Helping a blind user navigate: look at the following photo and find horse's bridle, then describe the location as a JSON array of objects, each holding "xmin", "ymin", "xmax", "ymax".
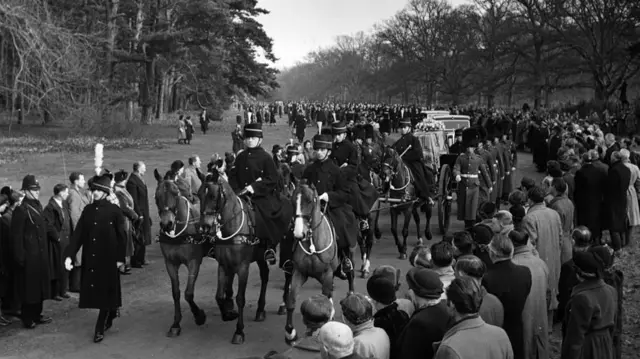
[
  {"xmin": 201, "ymin": 180, "xmax": 249, "ymax": 241},
  {"xmin": 381, "ymin": 154, "xmax": 411, "ymax": 192},
  {"xmin": 161, "ymin": 195, "xmax": 192, "ymax": 238},
  {"xmin": 294, "ymin": 191, "xmax": 333, "ymax": 256}
]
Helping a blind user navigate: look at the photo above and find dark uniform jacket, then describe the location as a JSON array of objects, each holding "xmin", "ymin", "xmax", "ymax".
[
  {"xmin": 453, "ymin": 153, "xmax": 491, "ymax": 221},
  {"xmin": 230, "ymin": 146, "xmax": 292, "ymax": 245},
  {"xmin": 64, "ymin": 199, "xmax": 126, "ymax": 309},
  {"xmin": 302, "ymin": 159, "xmax": 357, "ymax": 249},
  {"xmin": 11, "ymin": 198, "xmax": 54, "ymax": 304},
  {"xmin": 126, "ymin": 173, "xmax": 152, "ymax": 246},
  {"xmin": 331, "ymin": 139, "xmax": 358, "ymax": 169},
  {"xmin": 449, "ymin": 141, "xmax": 464, "ymax": 155},
  {"xmin": 392, "ymin": 133, "xmax": 433, "ymax": 201}
]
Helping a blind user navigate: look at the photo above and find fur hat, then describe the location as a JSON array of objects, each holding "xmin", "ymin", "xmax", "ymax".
[
  {"xmin": 243, "ymin": 123, "xmax": 263, "ymax": 138},
  {"xmin": 462, "ymin": 127, "xmax": 481, "ymax": 148},
  {"xmin": 352, "ymin": 125, "xmax": 366, "ymax": 141}
]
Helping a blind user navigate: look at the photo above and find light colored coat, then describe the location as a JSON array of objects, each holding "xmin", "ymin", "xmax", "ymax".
[
  {"xmin": 182, "ymin": 165, "xmax": 202, "ymax": 195},
  {"xmin": 623, "ymin": 162, "xmax": 640, "ymax": 226},
  {"xmin": 513, "ymin": 245, "xmax": 551, "ymax": 359},
  {"xmin": 522, "ymin": 202, "xmax": 562, "ymax": 311},
  {"xmin": 67, "ymin": 186, "xmax": 91, "ymax": 266},
  {"xmin": 434, "ymin": 316, "xmax": 513, "ymax": 359},
  {"xmin": 549, "ymin": 194, "xmax": 575, "ymax": 264},
  {"xmin": 352, "ymin": 321, "xmax": 391, "ymax": 359}
]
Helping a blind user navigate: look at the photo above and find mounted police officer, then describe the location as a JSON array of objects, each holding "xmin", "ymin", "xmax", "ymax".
[
  {"xmin": 303, "ymin": 134, "xmax": 358, "ymax": 277},
  {"xmin": 391, "ymin": 118, "xmax": 434, "ymax": 204},
  {"xmin": 229, "ymin": 123, "xmax": 293, "ymax": 266},
  {"xmin": 453, "ymin": 128, "xmax": 492, "ymax": 229},
  {"xmin": 330, "ymin": 121, "xmax": 358, "ymax": 168}
]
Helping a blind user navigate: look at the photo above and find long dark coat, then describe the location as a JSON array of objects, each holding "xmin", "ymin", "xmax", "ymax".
[
  {"xmin": 1, "ymin": 209, "xmax": 16, "ymax": 300},
  {"xmin": 64, "ymin": 199, "xmax": 126, "ymax": 309},
  {"xmin": 395, "ymin": 301, "xmax": 451, "ymax": 359},
  {"xmin": 562, "ymin": 280, "xmax": 617, "ymax": 359},
  {"xmin": 230, "ymin": 146, "xmax": 293, "ymax": 247},
  {"xmin": 11, "ymin": 198, "xmax": 54, "ymax": 304},
  {"xmin": 126, "ymin": 173, "xmax": 152, "ymax": 246},
  {"xmin": 574, "ymin": 163, "xmax": 608, "ymax": 236},
  {"xmin": 606, "ymin": 161, "xmax": 631, "ymax": 232},
  {"xmin": 303, "ymin": 159, "xmax": 358, "ymax": 249},
  {"xmin": 43, "ymin": 197, "xmax": 73, "ymax": 286},
  {"xmin": 483, "ymin": 259, "xmax": 533, "ymax": 359}
]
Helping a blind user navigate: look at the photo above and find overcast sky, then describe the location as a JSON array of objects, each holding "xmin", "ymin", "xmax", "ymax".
[{"xmin": 257, "ymin": 0, "xmax": 470, "ymax": 69}]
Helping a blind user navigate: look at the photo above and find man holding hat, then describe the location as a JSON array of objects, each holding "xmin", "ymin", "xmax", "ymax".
[
  {"xmin": 230, "ymin": 122, "xmax": 293, "ymax": 265},
  {"xmin": 64, "ymin": 171, "xmax": 127, "ymax": 342},
  {"xmin": 11, "ymin": 174, "xmax": 54, "ymax": 328},
  {"xmin": 453, "ymin": 127, "xmax": 492, "ymax": 229},
  {"xmin": 396, "ymin": 267, "xmax": 451, "ymax": 359},
  {"xmin": 391, "ymin": 118, "xmax": 435, "ymax": 205},
  {"xmin": 303, "ymin": 134, "xmax": 358, "ymax": 276}
]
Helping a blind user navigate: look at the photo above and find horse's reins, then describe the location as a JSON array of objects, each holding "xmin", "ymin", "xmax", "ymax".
[
  {"xmin": 382, "ymin": 157, "xmax": 412, "ymax": 191},
  {"xmin": 296, "ymin": 195, "xmax": 334, "ymax": 256},
  {"xmin": 203, "ymin": 181, "xmax": 250, "ymax": 241},
  {"xmin": 162, "ymin": 196, "xmax": 197, "ymax": 238}
]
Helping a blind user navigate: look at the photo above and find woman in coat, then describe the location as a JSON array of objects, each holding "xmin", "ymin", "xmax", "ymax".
[
  {"xmin": 606, "ymin": 152, "xmax": 631, "ymax": 251},
  {"xmin": 619, "ymin": 149, "xmax": 640, "ymax": 248},
  {"xmin": 561, "ymin": 246, "xmax": 617, "ymax": 359},
  {"xmin": 114, "ymin": 170, "xmax": 139, "ymax": 274},
  {"xmin": 64, "ymin": 172, "xmax": 127, "ymax": 343}
]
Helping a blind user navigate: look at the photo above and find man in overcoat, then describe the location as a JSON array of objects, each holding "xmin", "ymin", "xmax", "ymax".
[
  {"xmin": 67, "ymin": 172, "xmax": 91, "ymax": 291},
  {"xmin": 606, "ymin": 151, "xmax": 631, "ymax": 251},
  {"xmin": 499, "ymin": 121, "xmax": 517, "ymax": 201},
  {"xmin": 229, "ymin": 123, "xmax": 293, "ymax": 266},
  {"xmin": 11, "ymin": 175, "xmax": 54, "ymax": 328},
  {"xmin": 303, "ymin": 134, "xmax": 358, "ymax": 275},
  {"xmin": 43, "ymin": 184, "xmax": 73, "ymax": 300},
  {"xmin": 574, "ymin": 151, "xmax": 607, "ymax": 242},
  {"xmin": 453, "ymin": 128, "xmax": 491, "ymax": 229},
  {"xmin": 64, "ymin": 172, "xmax": 127, "ymax": 343},
  {"xmin": 126, "ymin": 161, "xmax": 152, "ymax": 267},
  {"xmin": 391, "ymin": 119, "xmax": 435, "ymax": 204}
]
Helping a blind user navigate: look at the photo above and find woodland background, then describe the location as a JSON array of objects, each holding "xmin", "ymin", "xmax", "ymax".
[{"xmin": 274, "ymin": 0, "xmax": 640, "ymax": 111}]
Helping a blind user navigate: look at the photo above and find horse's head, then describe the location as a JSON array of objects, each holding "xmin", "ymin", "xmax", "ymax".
[
  {"xmin": 380, "ymin": 146, "xmax": 399, "ymax": 183},
  {"xmin": 199, "ymin": 170, "xmax": 229, "ymax": 234},
  {"xmin": 292, "ymin": 181, "xmax": 319, "ymax": 239},
  {"xmin": 153, "ymin": 168, "xmax": 183, "ymax": 234}
]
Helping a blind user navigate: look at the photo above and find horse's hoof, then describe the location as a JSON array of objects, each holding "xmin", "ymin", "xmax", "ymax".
[
  {"xmin": 231, "ymin": 332, "xmax": 245, "ymax": 345},
  {"xmin": 425, "ymin": 231, "xmax": 433, "ymax": 241},
  {"xmin": 374, "ymin": 229, "xmax": 382, "ymax": 239},
  {"xmin": 277, "ymin": 305, "xmax": 287, "ymax": 315},
  {"xmin": 195, "ymin": 310, "xmax": 207, "ymax": 326},
  {"xmin": 167, "ymin": 327, "xmax": 181, "ymax": 337},
  {"xmin": 285, "ymin": 329, "xmax": 298, "ymax": 344},
  {"xmin": 255, "ymin": 310, "xmax": 266, "ymax": 322},
  {"xmin": 399, "ymin": 253, "xmax": 407, "ymax": 260},
  {"xmin": 222, "ymin": 310, "xmax": 239, "ymax": 322}
]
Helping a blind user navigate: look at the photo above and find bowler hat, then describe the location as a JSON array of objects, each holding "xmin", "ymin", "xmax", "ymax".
[
  {"xmin": 313, "ymin": 134, "xmax": 333, "ymax": 150},
  {"xmin": 244, "ymin": 123, "xmax": 263, "ymax": 138},
  {"xmin": 21, "ymin": 174, "xmax": 41, "ymax": 191},
  {"xmin": 331, "ymin": 121, "xmax": 347, "ymax": 135}
]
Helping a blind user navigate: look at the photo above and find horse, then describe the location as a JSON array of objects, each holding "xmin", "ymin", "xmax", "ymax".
[
  {"xmin": 284, "ymin": 183, "xmax": 354, "ymax": 343},
  {"xmin": 199, "ymin": 170, "xmax": 273, "ymax": 345},
  {"xmin": 153, "ymin": 169, "xmax": 208, "ymax": 337},
  {"xmin": 354, "ymin": 167, "xmax": 383, "ymax": 278},
  {"xmin": 378, "ymin": 146, "xmax": 431, "ymax": 259}
]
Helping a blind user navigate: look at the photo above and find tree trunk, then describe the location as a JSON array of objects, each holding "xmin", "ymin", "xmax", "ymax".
[
  {"xmin": 155, "ymin": 70, "xmax": 164, "ymax": 120},
  {"xmin": 106, "ymin": 0, "xmax": 120, "ymax": 83},
  {"xmin": 140, "ymin": 60, "xmax": 154, "ymax": 124}
]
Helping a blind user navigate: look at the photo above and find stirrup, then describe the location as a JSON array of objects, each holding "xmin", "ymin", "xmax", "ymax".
[
  {"xmin": 280, "ymin": 259, "xmax": 293, "ymax": 275},
  {"xmin": 264, "ymin": 249, "xmax": 277, "ymax": 265}
]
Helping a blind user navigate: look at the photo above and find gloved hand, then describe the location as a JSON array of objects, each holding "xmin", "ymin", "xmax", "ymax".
[
  {"xmin": 117, "ymin": 262, "xmax": 124, "ymax": 269},
  {"xmin": 455, "ymin": 175, "xmax": 461, "ymax": 182},
  {"xmin": 245, "ymin": 185, "xmax": 254, "ymax": 194},
  {"xmin": 64, "ymin": 257, "xmax": 73, "ymax": 271},
  {"xmin": 318, "ymin": 193, "xmax": 329, "ymax": 202}
]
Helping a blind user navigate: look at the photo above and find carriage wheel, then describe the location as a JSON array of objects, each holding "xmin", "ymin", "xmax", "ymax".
[{"xmin": 438, "ymin": 164, "xmax": 452, "ymax": 234}]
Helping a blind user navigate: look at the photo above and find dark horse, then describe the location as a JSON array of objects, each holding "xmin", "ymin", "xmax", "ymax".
[
  {"xmin": 199, "ymin": 170, "xmax": 274, "ymax": 344},
  {"xmin": 284, "ymin": 183, "xmax": 354, "ymax": 342},
  {"xmin": 379, "ymin": 147, "xmax": 432, "ymax": 259},
  {"xmin": 153, "ymin": 169, "xmax": 208, "ymax": 337}
]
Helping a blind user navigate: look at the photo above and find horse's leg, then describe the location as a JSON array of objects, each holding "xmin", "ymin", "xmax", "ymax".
[
  {"xmin": 390, "ymin": 209, "xmax": 403, "ymax": 258},
  {"xmin": 285, "ymin": 269, "xmax": 307, "ymax": 344},
  {"xmin": 254, "ymin": 259, "xmax": 269, "ymax": 322},
  {"xmin": 278, "ymin": 271, "xmax": 292, "ymax": 315},
  {"xmin": 373, "ymin": 199, "xmax": 382, "ymax": 240},
  {"xmin": 165, "ymin": 260, "xmax": 182, "ymax": 337},
  {"xmin": 424, "ymin": 202, "xmax": 433, "ymax": 241},
  {"xmin": 357, "ymin": 227, "xmax": 367, "ymax": 274},
  {"xmin": 364, "ymin": 212, "xmax": 375, "ymax": 275},
  {"xmin": 412, "ymin": 206, "xmax": 423, "ymax": 246},
  {"xmin": 231, "ymin": 262, "xmax": 250, "ymax": 344},
  {"xmin": 216, "ymin": 264, "xmax": 239, "ymax": 322},
  {"xmin": 347, "ymin": 250, "xmax": 355, "ymax": 294},
  {"xmin": 399, "ymin": 207, "xmax": 412, "ymax": 259},
  {"xmin": 185, "ymin": 255, "xmax": 206, "ymax": 326}
]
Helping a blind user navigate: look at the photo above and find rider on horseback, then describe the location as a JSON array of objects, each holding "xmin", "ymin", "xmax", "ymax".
[
  {"xmin": 391, "ymin": 119, "xmax": 435, "ymax": 205},
  {"xmin": 228, "ymin": 123, "xmax": 292, "ymax": 266},
  {"xmin": 303, "ymin": 134, "xmax": 358, "ymax": 277}
]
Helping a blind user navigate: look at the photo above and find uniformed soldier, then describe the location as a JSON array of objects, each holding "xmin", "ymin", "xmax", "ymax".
[
  {"xmin": 303, "ymin": 134, "xmax": 358, "ymax": 277},
  {"xmin": 361, "ymin": 124, "xmax": 383, "ymax": 177},
  {"xmin": 229, "ymin": 123, "xmax": 293, "ymax": 265},
  {"xmin": 391, "ymin": 118, "xmax": 434, "ymax": 203},
  {"xmin": 453, "ymin": 128, "xmax": 492, "ymax": 229},
  {"xmin": 499, "ymin": 121, "xmax": 517, "ymax": 200},
  {"xmin": 63, "ymin": 172, "xmax": 126, "ymax": 343},
  {"xmin": 330, "ymin": 121, "xmax": 358, "ymax": 169},
  {"xmin": 474, "ymin": 129, "xmax": 496, "ymax": 205},
  {"xmin": 489, "ymin": 134, "xmax": 505, "ymax": 208},
  {"xmin": 449, "ymin": 129, "xmax": 464, "ymax": 155}
]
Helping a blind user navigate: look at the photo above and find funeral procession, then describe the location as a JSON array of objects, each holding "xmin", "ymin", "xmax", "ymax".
[{"xmin": 1, "ymin": 0, "xmax": 639, "ymax": 358}]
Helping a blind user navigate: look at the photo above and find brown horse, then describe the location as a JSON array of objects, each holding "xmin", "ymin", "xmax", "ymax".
[
  {"xmin": 153, "ymin": 169, "xmax": 208, "ymax": 337},
  {"xmin": 199, "ymin": 170, "xmax": 272, "ymax": 345},
  {"xmin": 284, "ymin": 183, "xmax": 354, "ymax": 342},
  {"xmin": 379, "ymin": 147, "xmax": 431, "ymax": 259}
]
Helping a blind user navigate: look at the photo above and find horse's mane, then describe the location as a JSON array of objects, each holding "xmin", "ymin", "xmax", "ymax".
[
  {"xmin": 156, "ymin": 173, "xmax": 180, "ymax": 210},
  {"xmin": 295, "ymin": 181, "xmax": 318, "ymax": 207}
]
